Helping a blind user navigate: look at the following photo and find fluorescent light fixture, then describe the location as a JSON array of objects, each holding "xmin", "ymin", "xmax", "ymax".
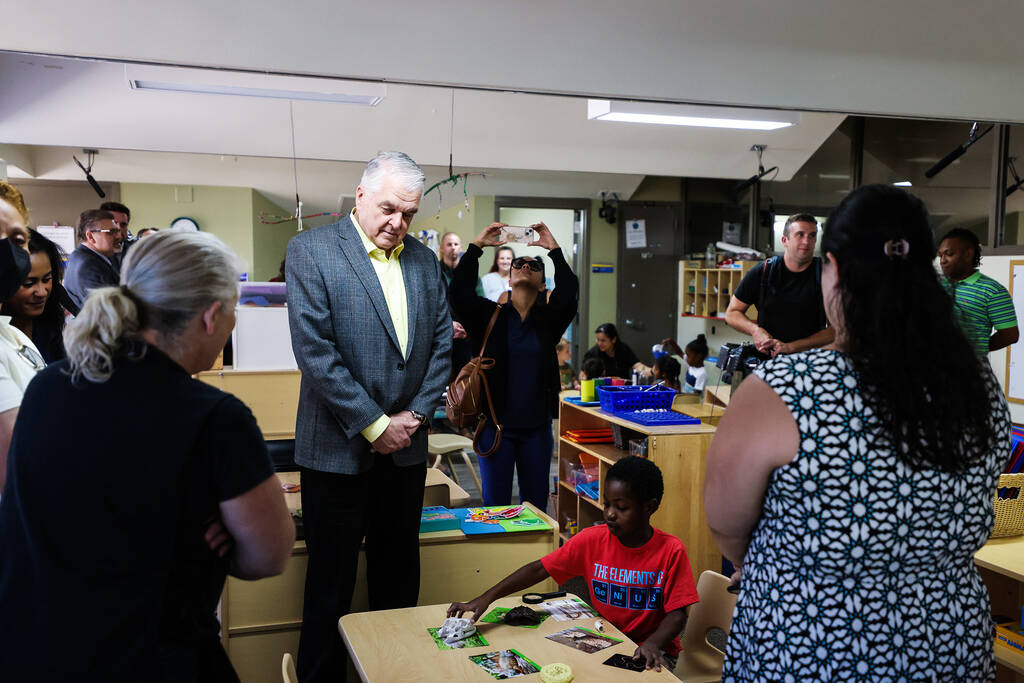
[
  {"xmin": 818, "ymin": 173, "xmax": 850, "ymax": 180},
  {"xmin": 893, "ymin": 180, "xmax": 913, "ymax": 187},
  {"xmin": 125, "ymin": 65, "xmax": 385, "ymax": 105},
  {"xmin": 587, "ymin": 100, "xmax": 799, "ymax": 130}
]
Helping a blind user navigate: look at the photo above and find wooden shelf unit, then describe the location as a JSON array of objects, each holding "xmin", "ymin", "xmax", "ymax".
[
  {"xmin": 556, "ymin": 399, "xmax": 720, "ymax": 582},
  {"xmin": 678, "ymin": 260, "xmax": 758, "ymax": 319},
  {"xmin": 976, "ymin": 535, "xmax": 1024, "ymax": 682}
]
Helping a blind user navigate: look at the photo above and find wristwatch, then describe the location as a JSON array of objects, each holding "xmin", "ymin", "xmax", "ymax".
[{"xmin": 410, "ymin": 410, "xmax": 429, "ymax": 429}]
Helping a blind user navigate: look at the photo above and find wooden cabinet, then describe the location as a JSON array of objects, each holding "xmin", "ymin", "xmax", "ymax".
[
  {"xmin": 556, "ymin": 399, "xmax": 720, "ymax": 582},
  {"xmin": 975, "ymin": 536, "xmax": 1024, "ymax": 681},
  {"xmin": 678, "ymin": 261, "xmax": 757, "ymax": 319}
]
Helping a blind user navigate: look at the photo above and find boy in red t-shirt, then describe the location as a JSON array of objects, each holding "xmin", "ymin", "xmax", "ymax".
[{"xmin": 448, "ymin": 457, "xmax": 699, "ymax": 671}]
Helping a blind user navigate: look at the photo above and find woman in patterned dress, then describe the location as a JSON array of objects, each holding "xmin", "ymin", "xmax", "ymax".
[{"xmin": 704, "ymin": 184, "xmax": 1009, "ymax": 681}]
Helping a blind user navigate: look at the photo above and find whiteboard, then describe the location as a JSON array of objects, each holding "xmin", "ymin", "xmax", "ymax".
[{"xmin": 1006, "ymin": 260, "xmax": 1024, "ymax": 404}]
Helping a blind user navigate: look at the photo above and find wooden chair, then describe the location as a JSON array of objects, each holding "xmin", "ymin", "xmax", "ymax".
[
  {"xmin": 281, "ymin": 653, "xmax": 297, "ymax": 683},
  {"xmin": 675, "ymin": 570, "xmax": 738, "ymax": 682},
  {"xmin": 422, "ymin": 482, "xmax": 452, "ymax": 507},
  {"xmin": 427, "ymin": 433, "xmax": 481, "ymax": 495}
]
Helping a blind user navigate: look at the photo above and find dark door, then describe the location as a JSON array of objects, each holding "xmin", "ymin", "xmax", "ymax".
[{"xmin": 615, "ymin": 203, "xmax": 682, "ymax": 358}]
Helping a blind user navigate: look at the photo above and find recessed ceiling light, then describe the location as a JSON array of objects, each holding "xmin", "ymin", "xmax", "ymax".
[
  {"xmin": 893, "ymin": 180, "xmax": 913, "ymax": 187},
  {"xmin": 587, "ymin": 100, "xmax": 799, "ymax": 130},
  {"xmin": 126, "ymin": 65, "xmax": 385, "ymax": 105}
]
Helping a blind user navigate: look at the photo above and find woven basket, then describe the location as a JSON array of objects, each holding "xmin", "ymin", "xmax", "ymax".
[{"xmin": 991, "ymin": 473, "xmax": 1024, "ymax": 539}]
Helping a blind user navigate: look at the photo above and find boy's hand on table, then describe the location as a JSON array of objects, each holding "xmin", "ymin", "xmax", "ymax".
[
  {"xmin": 633, "ymin": 642, "xmax": 667, "ymax": 671},
  {"xmin": 447, "ymin": 597, "xmax": 490, "ymax": 623}
]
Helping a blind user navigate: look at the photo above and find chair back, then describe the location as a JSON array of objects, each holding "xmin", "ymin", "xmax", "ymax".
[
  {"xmin": 282, "ymin": 652, "xmax": 298, "ymax": 683},
  {"xmin": 423, "ymin": 483, "xmax": 451, "ymax": 507},
  {"xmin": 676, "ymin": 570, "xmax": 738, "ymax": 682}
]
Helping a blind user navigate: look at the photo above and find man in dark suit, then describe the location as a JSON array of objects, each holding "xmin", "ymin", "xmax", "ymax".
[
  {"xmin": 286, "ymin": 151, "xmax": 452, "ymax": 682},
  {"xmin": 64, "ymin": 209, "xmax": 122, "ymax": 310}
]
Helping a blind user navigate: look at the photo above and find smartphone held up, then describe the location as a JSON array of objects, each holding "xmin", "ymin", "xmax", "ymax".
[{"xmin": 499, "ymin": 226, "xmax": 535, "ymax": 244}]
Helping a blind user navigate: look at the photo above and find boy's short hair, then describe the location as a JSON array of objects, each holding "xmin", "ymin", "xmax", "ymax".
[
  {"xmin": 606, "ymin": 456, "xmax": 663, "ymax": 504},
  {"xmin": 581, "ymin": 357, "xmax": 603, "ymax": 380}
]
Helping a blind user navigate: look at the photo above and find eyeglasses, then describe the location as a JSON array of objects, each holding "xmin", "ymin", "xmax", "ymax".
[
  {"xmin": 89, "ymin": 228, "xmax": 120, "ymax": 235},
  {"xmin": 511, "ymin": 257, "xmax": 544, "ymax": 273},
  {"xmin": 17, "ymin": 344, "xmax": 44, "ymax": 370}
]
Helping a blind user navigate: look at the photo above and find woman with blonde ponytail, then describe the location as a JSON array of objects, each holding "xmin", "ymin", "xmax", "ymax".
[{"xmin": 0, "ymin": 230, "xmax": 295, "ymax": 681}]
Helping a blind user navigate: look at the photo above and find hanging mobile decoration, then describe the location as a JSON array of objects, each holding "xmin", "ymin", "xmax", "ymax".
[
  {"xmin": 423, "ymin": 88, "xmax": 486, "ymax": 218},
  {"xmin": 257, "ymin": 102, "xmax": 350, "ymax": 229}
]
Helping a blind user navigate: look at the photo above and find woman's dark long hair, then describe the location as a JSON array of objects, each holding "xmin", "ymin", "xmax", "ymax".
[
  {"xmin": 822, "ymin": 185, "xmax": 995, "ymax": 472},
  {"xmin": 2, "ymin": 230, "xmax": 67, "ymax": 362},
  {"xmin": 488, "ymin": 246, "xmax": 515, "ymax": 274}
]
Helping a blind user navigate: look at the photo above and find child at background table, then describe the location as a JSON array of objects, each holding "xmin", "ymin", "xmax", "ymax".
[
  {"xmin": 578, "ymin": 357, "xmax": 604, "ymax": 385},
  {"xmin": 557, "ymin": 337, "xmax": 577, "ymax": 390},
  {"xmin": 682, "ymin": 334, "xmax": 708, "ymax": 394},
  {"xmin": 448, "ymin": 457, "xmax": 699, "ymax": 672},
  {"xmin": 652, "ymin": 355, "xmax": 681, "ymax": 391}
]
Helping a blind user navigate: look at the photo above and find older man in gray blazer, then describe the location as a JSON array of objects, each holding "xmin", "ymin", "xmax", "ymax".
[{"xmin": 286, "ymin": 151, "xmax": 452, "ymax": 682}]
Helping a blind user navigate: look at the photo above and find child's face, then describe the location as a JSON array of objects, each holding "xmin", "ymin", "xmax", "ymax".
[
  {"xmin": 602, "ymin": 479, "xmax": 655, "ymax": 543},
  {"xmin": 685, "ymin": 349, "xmax": 702, "ymax": 367},
  {"xmin": 652, "ymin": 364, "xmax": 663, "ymax": 380},
  {"xmin": 557, "ymin": 346, "xmax": 571, "ymax": 364}
]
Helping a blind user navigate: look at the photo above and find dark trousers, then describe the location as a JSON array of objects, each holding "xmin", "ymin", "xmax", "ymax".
[
  {"xmin": 296, "ymin": 458, "xmax": 427, "ymax": 683},
  {"xmin": 477, "ymin": 421, "xmax": 553, "ymax": 510}
]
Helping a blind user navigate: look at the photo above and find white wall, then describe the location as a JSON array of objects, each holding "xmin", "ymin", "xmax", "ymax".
[{"xmin": 978, "ymin": 255, "xmax": 1024, "ymax": 425}]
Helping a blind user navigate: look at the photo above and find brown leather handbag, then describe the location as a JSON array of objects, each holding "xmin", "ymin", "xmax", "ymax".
[{"xmin": 445, "ymin": 304, "xmax": 503, "ymax": 456}]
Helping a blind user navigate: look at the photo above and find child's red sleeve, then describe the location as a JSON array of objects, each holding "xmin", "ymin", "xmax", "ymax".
[
  {"xmin": 662, "ymin": 542, "xmax": 701, "ymax": 613},
  {"xmin": 539, "ymin": 528, "xmax": 593, "ymax": 585}
]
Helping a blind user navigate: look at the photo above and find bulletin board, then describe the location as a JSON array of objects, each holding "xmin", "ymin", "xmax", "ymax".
[{"xmin": 1005, "ymin": 260, "xmax": 1024, "ymax": 404}]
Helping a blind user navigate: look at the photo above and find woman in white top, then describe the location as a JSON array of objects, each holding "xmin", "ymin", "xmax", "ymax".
[
  {"xmin": 481, "ymin": 245, "xmax": 515, "ymax": 302},
  {"xmin": 0, "ymin": 182, "xmax": 41, "ymax": 489}
]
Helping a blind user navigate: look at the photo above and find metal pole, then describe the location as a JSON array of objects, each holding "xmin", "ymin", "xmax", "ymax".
[
  {"xmin": 990, "ymin": 124, "xmax": 1009, "ymax": 248},
  {"xmin": 849, "ymin": 116, "xmax": 864, "ymax": 190}
]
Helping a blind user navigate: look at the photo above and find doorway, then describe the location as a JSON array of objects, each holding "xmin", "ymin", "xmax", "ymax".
[{"xmin": 494, "ymin": 198, "xmax": 587, "ymax": 371}]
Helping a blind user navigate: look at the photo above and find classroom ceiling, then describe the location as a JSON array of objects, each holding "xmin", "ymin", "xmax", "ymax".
[
  {"xmin": 4, "ymin": 1, "xmax": 1024, "ymax": 123},
  {"xmin": 0, "ymin": 51, "xmax": 845, "ymax": 213}
]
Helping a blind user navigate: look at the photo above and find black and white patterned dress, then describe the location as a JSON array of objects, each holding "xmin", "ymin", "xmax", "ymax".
[{"xmin": 723, "ymin": 349, "xmax": 1009, "ymax": 682}]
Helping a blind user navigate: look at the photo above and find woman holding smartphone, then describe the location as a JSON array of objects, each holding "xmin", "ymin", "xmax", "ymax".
[{"xmin": 450, "ymin": 221, "xmax": 578, "ymax": 508}]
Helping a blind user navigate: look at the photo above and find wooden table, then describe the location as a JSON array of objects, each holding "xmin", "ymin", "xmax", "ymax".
[
  {"xmin": 339, "ymin": 594, "xmax": 679, "ymax": 682},
  {"xmin": 275, "ymin": 468, "xmax": 471, "ymax": 512},
  {"xmin": 976, "ymin": 535, "xmax": 1024, "ymax": 681},
  {"xmin": 223, "ymin": 503, "xmax": 557, "ymax": 683}
]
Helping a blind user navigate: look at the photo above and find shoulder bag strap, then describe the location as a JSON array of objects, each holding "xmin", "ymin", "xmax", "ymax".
[{"xmin": 472, "ymin": 304, "xmax": 505, "ymax": 457}]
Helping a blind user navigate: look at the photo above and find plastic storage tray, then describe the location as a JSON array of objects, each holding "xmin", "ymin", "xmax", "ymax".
[
  {"xmin": 615, "ymin": 411, "xmax": 701, "ymax": 427},
  {"xmin": 597, "ymin": 385, "xmax": 677, "ymax": 413}
]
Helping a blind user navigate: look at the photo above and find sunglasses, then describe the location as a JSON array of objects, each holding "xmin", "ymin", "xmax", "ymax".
[{"xmin": 511, "ymin": 257, "xmax": 544, "ymax": 273}]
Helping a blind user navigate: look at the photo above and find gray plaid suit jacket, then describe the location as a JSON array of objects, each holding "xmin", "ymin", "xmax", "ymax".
[{"xmin": 286, "ymin": 216, "xmax": 452, "ymax": 474}]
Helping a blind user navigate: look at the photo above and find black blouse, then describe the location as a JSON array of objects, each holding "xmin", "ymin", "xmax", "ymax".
[{"xmin": 0, "ymin": 346, "xmax": 274, "ymax": 681}]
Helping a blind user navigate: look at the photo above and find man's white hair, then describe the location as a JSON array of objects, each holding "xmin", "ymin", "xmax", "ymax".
[{"xmin": 359, "ymin": 151, "xmax": 425, "ymax": 196}]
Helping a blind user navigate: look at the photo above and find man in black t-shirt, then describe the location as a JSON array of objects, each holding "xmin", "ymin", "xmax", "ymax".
[{"xmin": 725, "ymin": 213, "xmax": 834, "ymax": 358}]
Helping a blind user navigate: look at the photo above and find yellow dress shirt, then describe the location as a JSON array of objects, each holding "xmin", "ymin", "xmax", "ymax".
[{"xmin": 351, "ymin": 210, "xmax": 410, "ymax": 444}]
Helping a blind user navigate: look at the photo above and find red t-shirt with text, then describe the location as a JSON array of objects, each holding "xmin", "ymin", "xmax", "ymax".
[{"xmin": 541, "ymin": 525, "xmax": 699, "ymax": 656}]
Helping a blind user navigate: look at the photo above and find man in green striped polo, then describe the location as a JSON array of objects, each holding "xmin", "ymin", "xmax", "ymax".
[{"xmin": 938, "ymin": 228, "xmax": 1019, "ymax": 356}]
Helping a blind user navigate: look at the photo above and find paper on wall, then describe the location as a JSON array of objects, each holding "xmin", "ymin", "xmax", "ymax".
[{"xmin": 625, "ymin": 219, "xmax": 647, "ymax": 248}]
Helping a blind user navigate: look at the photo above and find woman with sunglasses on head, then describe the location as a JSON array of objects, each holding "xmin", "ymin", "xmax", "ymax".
[
  {"xmin": 2, "ymin": 229, "xmax": 69, "ymax": 364},
  {"xmin": 450, "ymin": 222, "xmax": 578, "ymax": 508}
]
